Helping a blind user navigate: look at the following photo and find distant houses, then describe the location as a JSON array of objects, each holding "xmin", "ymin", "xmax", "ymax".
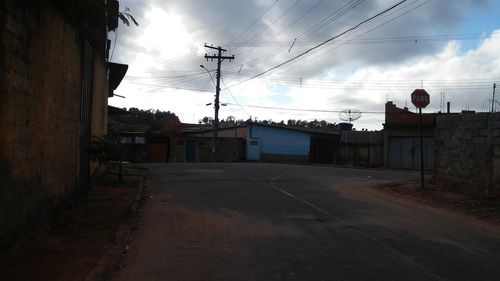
[
  {"xmin": 109, "ymin": 108, "xmax": 383, "ymax": 166},
  {"xmin": 110, "ymin": 101, "xmax": 499, "ymax": 195}
]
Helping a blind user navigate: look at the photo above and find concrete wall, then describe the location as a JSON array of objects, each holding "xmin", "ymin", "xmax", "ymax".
[
  {"xmin": 435, "ymin": 113, "xmax": 500, "ymax": 195},
  {"xmin": 247, "ymin": 124, "xmax": 311, "ymax": 161},
  {"xmin": 0, "ymin": 1, "xmax": 108, "ymax": 250},
  {"xmin": 340, "ymin": 131, "xmax": 383, "ymax": 167},
  {"xmin": 171, "ymin": 137, "xmax": 245, "ymax": 163},
  {"xmin": 92, "ymin": 58, "xmax": 109, "ymax": 137}
]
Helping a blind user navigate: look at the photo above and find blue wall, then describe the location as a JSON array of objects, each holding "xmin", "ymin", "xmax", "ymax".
[{"xmin": 246, "ymin": 124, "xmax": 311, "ymax": 160}]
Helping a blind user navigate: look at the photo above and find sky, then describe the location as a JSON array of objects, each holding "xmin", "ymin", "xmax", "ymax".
[{"xmin": 109, "ymin": 0, "xmax": 500, "ymax": 130}]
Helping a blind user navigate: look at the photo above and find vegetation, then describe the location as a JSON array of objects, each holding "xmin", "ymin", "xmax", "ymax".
[
  {"xmin": 108, "ymin": 107, "xmax": 181, "ymax": 134},
  {"xmin": 199, "ymin": 115, "xmax": 338, "ymax": 130},
  {"xmin": 127, "ymin": 107, "xmax": 178, "ymax": 128},
  {"xmin": 118, "ymin": 7, "xmax": 139, "ymax": 27}
]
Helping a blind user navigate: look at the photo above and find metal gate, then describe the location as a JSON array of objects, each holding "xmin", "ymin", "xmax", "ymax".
[
  {"xmin": 388, "ymin": 136, "xmax": 433, "ymax": 170},
  {"xmin": 79, "ymin": 38, "xmax": 94, "ymax": 189},
  {"xmin": 186, "ymin": 140, "xmax": 196, "ymax": 162}
]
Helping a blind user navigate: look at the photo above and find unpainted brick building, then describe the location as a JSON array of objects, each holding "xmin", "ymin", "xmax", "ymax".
[{"xmin": 0, "ymin": 0, "xmax": 123, "ymax": 250}]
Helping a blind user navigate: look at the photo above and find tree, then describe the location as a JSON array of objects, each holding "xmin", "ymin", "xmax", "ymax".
[
  {"xmin": 199, "ymin": 116, "xmax": 214, "ymax": 126},
  {"xmin": 118, "ymin": 7, "xmax": 139, "ymax": 27},
  {"xmin": 109, "ymin": 5, "xmax": 138, "ymax": 60}
]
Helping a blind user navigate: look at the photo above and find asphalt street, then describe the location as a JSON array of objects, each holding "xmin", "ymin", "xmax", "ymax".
[{"xmin": 112, "ymin": 163, "xmax": 500, "ymax": 281}]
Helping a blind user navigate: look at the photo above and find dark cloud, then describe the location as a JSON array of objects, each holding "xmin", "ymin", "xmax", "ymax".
[{"xmin": 116, "ymin": 0, "xmax": 490, "ymax": 77}]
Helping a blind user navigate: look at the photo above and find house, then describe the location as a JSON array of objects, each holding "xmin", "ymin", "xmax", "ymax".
[
  {"xmin": 0, "ymin": 0, "xmax": 125, "ymax": 249},
  {"xmin": 246, "ymin": 123, "xmax": 340, "ymax": 163},
  {"xmin": 184, "ymin": 122, "xmax": 343, "ymax": 163},
  {"xmin": 169, "ymin": 136, "xmax": 246, "ymax": 163},
  {"xmin": 185, "ymin": 124, "xmax": 247, "ymax": 139},
  {"xmin": 383, "ymin": 101, "xmax": 436, "ymax": 170},
  {"xmin": 172, "ymin": 124, "xmax": 246, "ymax": 162}
]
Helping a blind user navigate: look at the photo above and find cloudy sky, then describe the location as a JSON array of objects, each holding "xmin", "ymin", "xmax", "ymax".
[{"xmin": 109, "ymin": 0, "xmax": 500, "ymax": 130}]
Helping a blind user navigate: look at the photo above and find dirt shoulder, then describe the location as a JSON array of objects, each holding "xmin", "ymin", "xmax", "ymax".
[
  {"xmin": 0, "ymin": 172, "xmax": 145, "ymax": 281},
  {"xmin": 374, "ymin": 179, "xmax": 500, "ymax": 224}
]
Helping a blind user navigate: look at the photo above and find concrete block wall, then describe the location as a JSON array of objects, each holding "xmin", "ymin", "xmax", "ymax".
[
  {"xmin": 435, "ymin": 113, "xmax": 500, "ymax": 195},
  {"xmin": 0, "ymin": 2, "xmax": 108, "ymax": 250},
  {"xmin": 340, "ymin": 131, "xmax": 384, "ymax": 167}
]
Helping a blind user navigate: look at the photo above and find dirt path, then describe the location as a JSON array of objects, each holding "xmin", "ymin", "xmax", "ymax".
[{"xmin": 0, "ymin": 178, "xmax": 141, "ymax": 281}]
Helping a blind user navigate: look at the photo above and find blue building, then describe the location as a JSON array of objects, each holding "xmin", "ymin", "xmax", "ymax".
[{"xmin": 246, "ymin": 123, "xmax": 340, "ymax": 163}]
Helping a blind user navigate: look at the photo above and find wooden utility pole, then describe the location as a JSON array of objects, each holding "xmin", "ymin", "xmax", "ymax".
[{"xmin": 204, "ymin": 44, "xmax": 234, "ymax": 161}]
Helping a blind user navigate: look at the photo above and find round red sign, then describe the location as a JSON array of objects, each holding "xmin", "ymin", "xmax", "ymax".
[{"xmin": 411, "ymin": 89, "xmax": 430, "ymax": 108}]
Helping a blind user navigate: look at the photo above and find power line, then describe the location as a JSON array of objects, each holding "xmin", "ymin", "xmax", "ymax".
[
  {"xmin": 125, "ymin": 70, "xmax": 215, "ymax": 79},
  {"xmin": 272, "ymin": 0, "xmax": 327, "ymax": 38},
  {"xmin": 224, "ymin": 102, "xmax": 469, "ymax": 115},
  {"xmin": 236, "ymin": 0, "xmax": 301, "ymax": 47},
  {"xmin": 221, "ymin": 78, "xmax": 251, "ymax": 118},
  {"xmin": 295, "ymin": 0, "xmax": 365, "ymax": 44},
  {"xmin": 278, "ymin": 0, "xmax": 430, "ymax": 74},
  {"xmin": 226, "ymin": 0, "xmax": 409, "ymax": 89},
  {"xmin": 230, "ymin": 0, "xmax": 364, "ymax": 70},
  {"xmin": 224, "ymin": 102, "xmax": 387, "ymax": 114},
  {"xmin": 123, "ymin": 80, "xmax": 212, "ymax": 92},
  {"xmin": 226, "ymin": 0, "xmax": 280, "ymax": 45},
  {"xmin": 228, "ymin": 33, "xmax": 498, "ymax": 47}
]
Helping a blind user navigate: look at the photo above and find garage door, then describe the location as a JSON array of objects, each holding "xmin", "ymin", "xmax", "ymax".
[{"xmin": 388, "ymin": 136, "xmax": 433, "ymax": 170}]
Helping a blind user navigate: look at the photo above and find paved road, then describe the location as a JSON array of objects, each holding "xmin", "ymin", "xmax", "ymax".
[{"xmin": 113, "ymin": 163, "xmax": 500, "ymax": 281}]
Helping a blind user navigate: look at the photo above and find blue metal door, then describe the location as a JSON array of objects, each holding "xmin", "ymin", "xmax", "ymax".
[{"xmin": 186, "ymin": 140, "xmax": 196, "ymax": 162}]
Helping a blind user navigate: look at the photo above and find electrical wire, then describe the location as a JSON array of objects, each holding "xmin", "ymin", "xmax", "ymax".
[
  {"xmin": 224, "ymin": 0, "xmax": 416, "ymax": 89},
  {"xmin": 229, "ymin": 0, "xmax": 364, "ymax": 70},
  {"xmin": 221, "ymin": 78, "xmax": 251, "ymax": 118},
  {"xmin": 226, "ymin": 0, "xmax": 280, "ymax": 46},
  {"xmin": 228, "ymin": 33, "xmax": 497, "ymax": 48},
  {"xmin": 125, "ymin": 70, "xmax": 215, "ymax": 79},
  {"xmin": 123, "ymin": 80, "xmax": 212, "ymax": 92},
  {"xmin": 272, "ymin": 0, "xmax": 327, "ymax": 38},
  {"xmin": 110, "ymin": 26, "xmax": 119, "ymax": 61},
  {"xmin": 232, "ymin": 0, "xmax": 301, "ymax": 53},
  {"xmin": 278, "ymin": 0, "xmax": 431, "ymax": 74},
  {"xmin": 223, "ymin": 102, "xmax": 388, "ymax": 115},
  {"xmin": 294, "ymin": 0, "xmax": 366, "ymax": 44},
  {"xmin": 223, "ymin": 102, "xmax": 483, "ymax": 115}
]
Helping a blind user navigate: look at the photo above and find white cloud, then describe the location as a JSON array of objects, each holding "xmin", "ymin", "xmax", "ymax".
[
  {"xmin": 110, "ymin": 1, "xmax": 499, "ymax": 130},
  {"xmin": 211, "ymin": 30, "xmax": 500, "ymax": 130}
]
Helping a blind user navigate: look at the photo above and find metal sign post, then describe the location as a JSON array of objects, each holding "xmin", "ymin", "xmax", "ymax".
[{"xmin": 411, "ymin": 89, "xmax": 430, "ymax": 189}]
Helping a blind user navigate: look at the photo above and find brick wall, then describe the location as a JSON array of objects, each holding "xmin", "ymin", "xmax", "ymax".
[
  {"xmin": 171, "ymin": 137, "xmax": 245, "ymax": 163},
  {"xmin": 0, "ymin": 2, "xmax": 108, "ymax": 250},
  {"xmin": 435, "ymin": 113, "xmax": 500, "ymax": 195}
]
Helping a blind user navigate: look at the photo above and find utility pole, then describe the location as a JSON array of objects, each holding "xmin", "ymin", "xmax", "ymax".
[
  {"xmin": 492, "ymin": 83, "xmax": 497, "ymax": 113},
  {"xmin": 204, "ymin": 44, "xmax": 234, "ymax": 161}
]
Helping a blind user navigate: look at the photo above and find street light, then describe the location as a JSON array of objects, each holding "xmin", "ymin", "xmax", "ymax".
[
  {"xmin": 200, "ymin": 64, "xmax": 219, "ymax": 161},
  {"xmin": 200, "ymin": 65, "xmax": 216, "ymax": 86}
]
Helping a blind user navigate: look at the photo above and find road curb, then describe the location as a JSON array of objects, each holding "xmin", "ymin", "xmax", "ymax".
[{"xmin": 84, "ymin": 173, "xmax": 147, "ymax": 281}]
